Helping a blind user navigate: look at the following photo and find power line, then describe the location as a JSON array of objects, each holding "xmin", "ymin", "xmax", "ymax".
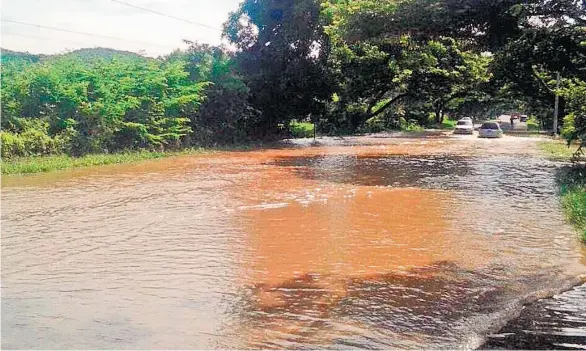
[
  {"xmin": 3, "ymin": 19, "xmax": 178, "ymax": 48},
  {"xmin": 109, "ymin": 0, "xmax": 222, "ymax": 31},
  {"xmin": 3, "ymin": 31, "xmax": 105, "ymax": 47}
]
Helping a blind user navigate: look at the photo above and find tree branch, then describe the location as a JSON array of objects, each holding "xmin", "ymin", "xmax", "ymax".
[
  {"xmin": 366, "ymin": 90, "xmax": 388, "ymax": 115},
  {"xmin": 531, "ymin": 66, "xmax": 555, "ymax": 95},
  {"xmin": 366, "ymin": 93, "xmax": 407, "ymax": 119}
]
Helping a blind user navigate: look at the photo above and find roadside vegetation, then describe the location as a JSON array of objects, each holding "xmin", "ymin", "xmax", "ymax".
[
  {"xmin": 539, "ymin": 140, "xmax": 586, "ymax": 242},
  {"xmin": 557, "ymin": 167, "xmax": 586, "ymax": 243},
  {"xmin": 0, "ymin": 148, "xmax": 208, "ymax": 175},
  {"xmin": 288, "ymin": 120, "xmax": 315, "ymax": 138},
  {"xmin": 441, "ymin": 119, "xmax": 457, "ymax": 129},
  {"xmin": 527, "ymin": 117, "xmax": 541, "ymax": 131},
  {"xmin": 1, "ymin": 0, "xmax": 584, "ymax": 172},
  {"xmin": 538, "ymin": 141, "xmax": 581, "ymax": 161}
]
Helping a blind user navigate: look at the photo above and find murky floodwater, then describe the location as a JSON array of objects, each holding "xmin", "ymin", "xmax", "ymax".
[
  {"xmin": 2, "ymin": 135, "xmax": 585, "ymax": 349},
  {"xmin": 483, "ymin": 283, "xmax": 586, "ymax": 349}
]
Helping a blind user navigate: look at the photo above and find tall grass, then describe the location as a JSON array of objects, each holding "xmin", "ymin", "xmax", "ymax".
[
  {"xmin": 537, "ymin": 141, "xmax": 580, "ymax": 161},
  {"xmin": 557, "ymin": 167, "xmax": 586, "ymax": 243},
  {"xmin": 539, "ymin": 140, "xmax": 585, "ymax": 242},
  {"xmin": 1, "ymin": 148, "xmax": 208, "ymax": 175}
]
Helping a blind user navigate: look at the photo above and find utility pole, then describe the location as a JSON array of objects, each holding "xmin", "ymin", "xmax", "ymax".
[{"xmin": 553, "ymin": 71, "xmax": 560, "ymax": 136}]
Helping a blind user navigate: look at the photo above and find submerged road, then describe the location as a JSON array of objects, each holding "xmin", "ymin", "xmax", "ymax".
[{"xmin": 2, "ymin": 133, "xmax": 585, "ymax": 349}]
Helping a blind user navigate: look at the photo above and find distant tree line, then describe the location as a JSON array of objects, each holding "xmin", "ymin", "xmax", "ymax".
[{"xmin": 1, "ymin": 0, "xmax": 584, "ymax": 158}]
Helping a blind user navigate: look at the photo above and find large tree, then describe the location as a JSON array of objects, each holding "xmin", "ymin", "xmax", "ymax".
[
  {"xmin": 322, "ymin": 1, "xmax": 493, "ymax": 130},
  {"xmin": 224, "ymin": 0, "xmax": 334, "ymax": 135}
]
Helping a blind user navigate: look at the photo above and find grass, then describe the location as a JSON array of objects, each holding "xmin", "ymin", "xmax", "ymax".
[
  {"xmin": 539, "ymin": 140, "xmax": 586, "ymax": 242},
  {"xmin": 557, "ymin": 167, "xmax": 586, "ymax": 243},
  {"xmin": 537, "ymin": 140, "xmax": 581, "ymax": 161},
  {"xmin": 1, "ymin": 148, "xmax": 211, "ymax": 175}
]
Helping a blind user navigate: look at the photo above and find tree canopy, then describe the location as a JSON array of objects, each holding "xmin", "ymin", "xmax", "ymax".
[{"xmin": 1, "ymin": 0, "xmax": 585, "ymax": 157}]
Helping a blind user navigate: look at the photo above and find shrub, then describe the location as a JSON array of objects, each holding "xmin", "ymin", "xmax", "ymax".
[
  {"xmin": 1, "ymin": 123, "xmax": 64, "ymax": 158},
  {"xmin": 1, "ymin": 132, "xmax": 26, "ymax": 158},
  {"xmin": 361, "ymin": 116, "xmax": 386, "ymax": 133},
  {"xmin": 20, "ymin": 128, "xmax": 60, "ymax": 155},
  {"xmin": 289, "ymin": 120, "xmax": 314, "ymax": 138},
  {"xmin": 561, "ymin": 113, "xmax": 575, "ymax": 139},
  {"xmin": 557, "ymin": 166, "xmax": 586, "ymax": 242},
  {"xmin": 527, "ymin": 116, "xmax": 541, "ymax": 131},
  {"xmin": 402, "ymin": 119, "xmax": 424, "ymax": 131}
]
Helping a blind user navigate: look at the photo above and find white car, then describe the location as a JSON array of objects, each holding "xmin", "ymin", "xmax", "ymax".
[
  {"xmin": 460, "ymin": 117, "xmax": 473, "ymax": 122},
  {"xmin": 478, "ymin": 121, "xmax": 503, "ymax": 138},
  {"xmin": 454, "ymin": 119, "xmax": 474, "ymax": 134}
]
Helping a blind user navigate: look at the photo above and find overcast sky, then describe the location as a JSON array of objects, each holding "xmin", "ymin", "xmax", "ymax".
[{"xmin": 1, "ymin": 0, "xmax": 242, "ymax": 57}]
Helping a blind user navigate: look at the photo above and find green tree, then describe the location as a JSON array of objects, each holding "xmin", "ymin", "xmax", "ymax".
[
  {"xmin": 166, "ymin": 42, "xmax": 260, "ymax": 145},
  {"xmin": 224, "ymin": 0, "xmax": 334, "ymax": 135},
  {"xmin": 1, "ymin": 51, "xmax": 208, "ymax": 157}
]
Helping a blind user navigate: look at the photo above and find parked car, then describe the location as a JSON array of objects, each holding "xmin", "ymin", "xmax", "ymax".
[
  {"xmin": 460, "ymin": 117, "xmax": 473, "ymax": 122},
  {"xmin": 453, "ymin": 119, "xmax": 474, "ymax": 134},
  {"xmin": 520, "ymin": 115, "xmax": 528, "ymax": 122},
  {"xmin": 478, "ymin": 121, "xmax": 503, "ymax": 138}
]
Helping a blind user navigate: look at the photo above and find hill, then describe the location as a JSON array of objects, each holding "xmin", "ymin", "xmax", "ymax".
[{"xmin": 1, "ymin": 47, "xmax": 149, "ymax": 64}]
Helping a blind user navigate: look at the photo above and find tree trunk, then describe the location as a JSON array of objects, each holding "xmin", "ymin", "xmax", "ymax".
[
  {"xmin": 435, "ymin": 108, "xmax": 442, "ymax": 124},
  {"xmin": 559, "ymin": 96, "xmax": 566, "ymax": 128}
]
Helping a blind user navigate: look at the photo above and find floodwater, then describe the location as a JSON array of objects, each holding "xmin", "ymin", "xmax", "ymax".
[
  {"xmin": 483, "ymin": 284, "xmax": 586, "ymax": 349},
  {"xmin": 2, "ymin": 134, "xmax": 586, "ymax": 349}
]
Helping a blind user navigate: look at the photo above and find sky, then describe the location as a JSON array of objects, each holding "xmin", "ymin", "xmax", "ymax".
[{"xmin": 1, "ymin": 0, "xmax": 242, "ymax": 57}]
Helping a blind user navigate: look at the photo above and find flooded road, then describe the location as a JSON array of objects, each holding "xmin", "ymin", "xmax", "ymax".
[
  {"xmin": 483, "ymin": 284, "xmax": 586, "ymax": 349},
  {"xmin": 2, "ymin": 134, "xmax": 586, "ymax": 349}
]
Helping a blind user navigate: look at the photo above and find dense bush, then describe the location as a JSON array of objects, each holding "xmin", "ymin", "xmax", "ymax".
[
  {"xmin": 527, "ymin": 116, "xmax": 541, "ymax": 131},
  {"xmin": 557, "ymin": 166, "xmax": 586, "ymax": 242},
  {"xmin": 0, "ymin": 45, "xmax": 262, "ymax": 158},
  {"xmin": 289, "ymin": 120, "xmax": 315, "ymax": 138}
]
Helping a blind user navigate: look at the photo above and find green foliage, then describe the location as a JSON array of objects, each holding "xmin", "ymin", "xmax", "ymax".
[
  {"xmin": 320, "ymin": 0, "xmax": 585, "ymax": 137},
  {"xmin": 361, "ymin": 116, "xmax": 387, "ymax": 133},
  {"xmin": 527, "ymin": 117, "xmax": 540, "ymax": 131},
  {"xmin": 289, "ymin": 120, "xmax": 315, "ymax": 138},
  {"xmin": 0, "ymin": 148, "xmax": 208, "ymax": 174},
  {"xmin": 167, "ymin": 43, "xmax": 260, "ymax": 145},
  {"xmin": 0, "ymin": 119, "xmax": 64, "ymax": 158},
  {"xmin": 556, "ymin": 167, "xmax": 586, "ymax": 242},
  {"xmin": 1, "ymin": 50, "xmax": 212, "ymax": 157},
  {"xmin": 561, "ymin": 113, "xmax": 576, "ymax": 139},
  {"xmin": 224, "ymin": 0, "xmax": 334, "ymax": 134},
  {"xmin": 402, "ymin": 119, "xmax": 424, "ymax": 132},
  {"xmin": 538, "ymin": 141, "xmax": 581, "ymax": 161},
  {"xmin": 3, "ymin": 0, "xmax": 585, "ymax": 155},
  {"xmin": 562, "ymin": 188, "xmax": 586, "ymax": 242},
  {"xmin": 559, "ymin": 80, "xmax": 586, "ymax": 157},
  {"xmin": 322, "ymin": 0, "xmax": 493, "ymax": 131},
  {"xmin": 441, "ymin": 119, "xmax": 457, "ymax": 129}
]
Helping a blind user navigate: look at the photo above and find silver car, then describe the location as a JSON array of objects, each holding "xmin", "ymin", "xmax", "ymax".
[
  {"xmin": 454, "ymin": 119, "xmax": 474, "ymax": 134},
  {"xmin": 478, "ymin": 121, "xmax": 503, "ymax": 138}
]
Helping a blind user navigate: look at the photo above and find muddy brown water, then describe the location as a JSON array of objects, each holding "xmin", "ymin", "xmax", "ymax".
[{"xmin": 2, "ymin": 134, "xmax": 585, "ymax": 349}]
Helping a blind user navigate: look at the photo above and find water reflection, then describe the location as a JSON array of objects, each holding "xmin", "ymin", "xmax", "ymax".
[{"xmin": 270, "ymin": 154, "xmax": 471, "ymax": 187}]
